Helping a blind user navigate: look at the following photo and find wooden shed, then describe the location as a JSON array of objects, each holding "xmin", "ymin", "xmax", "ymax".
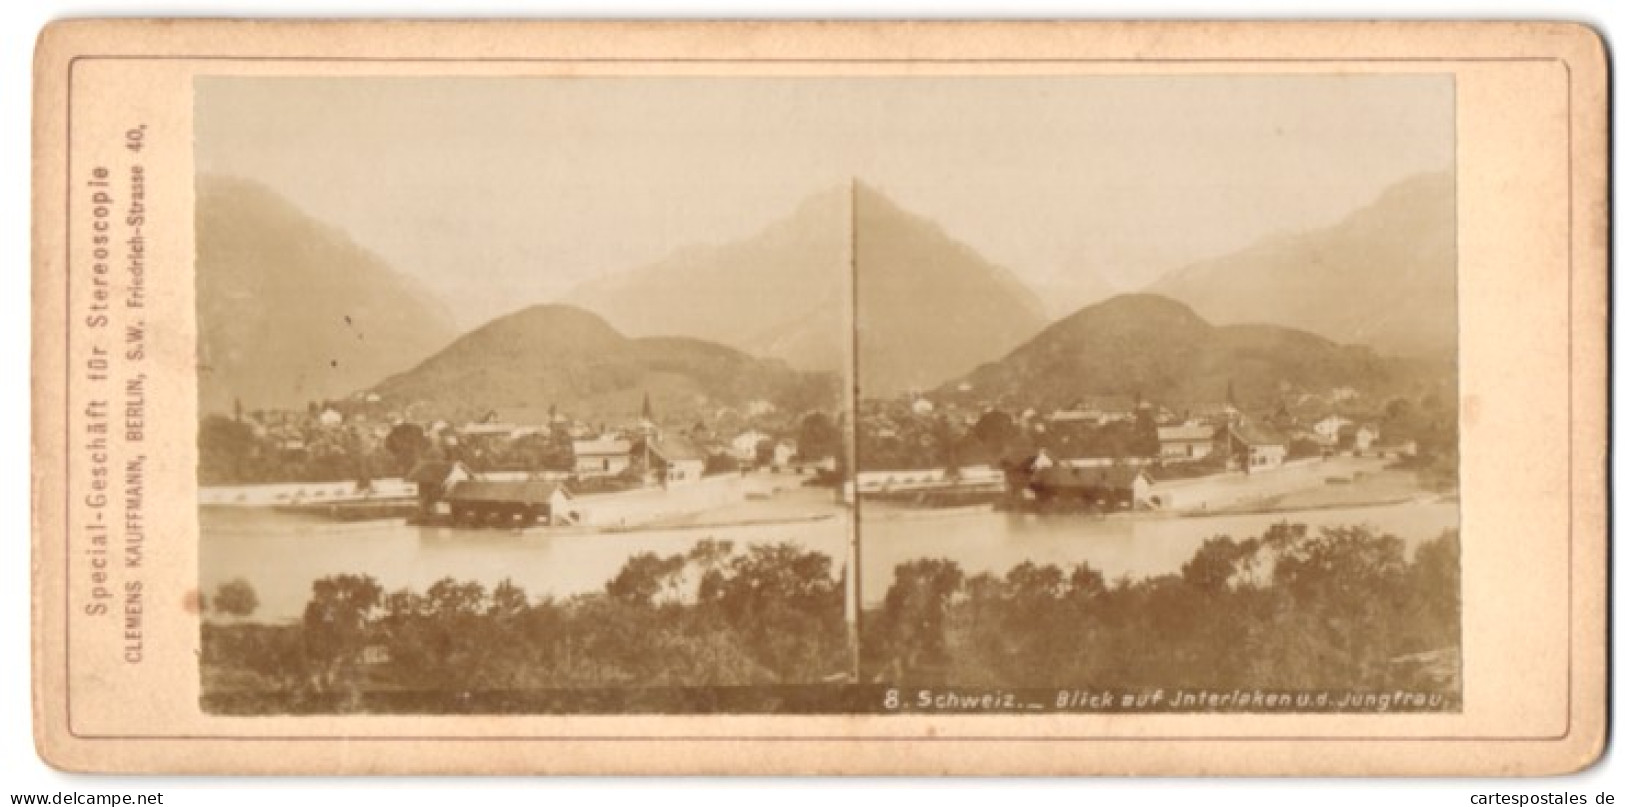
[{"xmin": 443, "ymin": 479, "xmax": 574, "ymax": 527}]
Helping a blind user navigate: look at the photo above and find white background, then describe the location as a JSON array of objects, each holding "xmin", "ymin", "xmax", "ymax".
[{"xmin": 2, "ymin": 0, "xmax": 1617, "ymax": 801}]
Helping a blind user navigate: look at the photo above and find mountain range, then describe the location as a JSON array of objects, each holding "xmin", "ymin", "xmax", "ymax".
[
  {"xmin": 195, "ymin": 175, "xmax": 459, "ymax": 413},
  {"xmin": 852, "ymin": 182, "xmax": 1051, "ymax": 397},
  {"xmin": 562, "ymin": 188, "xmax": 850, "ymax": 376},
  {"xmin": 563, "ymin": 182, "xmax": 1051, "ymax": 398},
  {"xmin": 196, "ymin": 171, "xmax": 1456, "ymax": 417},
  {"xmin": 1147, "ymin": 171, "xmax": 1456, "ymax": 359}
]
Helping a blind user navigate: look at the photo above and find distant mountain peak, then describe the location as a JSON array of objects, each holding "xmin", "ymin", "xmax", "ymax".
[
  {"xmin": 1147, "ymin": 171, "xmax": 1456, "ymax": 359},
  {"xmin": 195, "ymin": 174, "xmax": 459, "ymax": 413},
  {"xmin": 852, "ymin": 183, "xmax": 1051, "ymax": 397},
  {"xmin": 561, "ymin": 186, "xmax": 851, "ymax": 374},
  {"xmin": 564, "ymin": 182, "xmax": 1055, "ymax": 395}
]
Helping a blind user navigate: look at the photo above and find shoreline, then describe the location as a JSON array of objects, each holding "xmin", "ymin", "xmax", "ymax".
[
  {"xmin": 1183, "ymin": 493, "xmax": 1446, "ymax": 519},
  {"xmin": 857, "ymin": 493, "xmax": 1450, "ymax": 524},
  {"xmin": 202, "ymin": 510, "xmax": 841, "ymax": 539},
  {"xmin": 537, "ymin": 511, "xmax": 839, "ymax": 539}
]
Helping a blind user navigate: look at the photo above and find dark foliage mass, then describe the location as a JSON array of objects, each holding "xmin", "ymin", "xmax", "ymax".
[
  {"xmin": 201, "ymin": 523, "xmax": 1459, "ymax": 714},
  {"xmin": 863, "ymin": 523, "xmax": 1460, "ymax": 693},
  {"xmin": 201, "ymin": 541, "xmax": 849, "ymax": 713}
]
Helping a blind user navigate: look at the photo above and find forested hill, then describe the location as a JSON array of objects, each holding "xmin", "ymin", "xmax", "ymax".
[
  {"xmin": 370, "ymin": 304, "xmax": 838, "ymax": 422},
  {"xmin": 942, "ymin": 294, "xmax": 1442, "ymax": 410}
]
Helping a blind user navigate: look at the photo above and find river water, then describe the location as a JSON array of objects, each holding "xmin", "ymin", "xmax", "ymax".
[
  {"xmin": 858, "ymin": 499, "xmax": 1460, "ymax": 590},
  {"xmin": 202, "ymin": 499, "xmax": 1457, "ymax": 622}
]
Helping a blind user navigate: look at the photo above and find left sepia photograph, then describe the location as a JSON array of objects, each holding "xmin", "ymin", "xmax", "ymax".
[{"xmin": 192, "ymin": 77, "xmax": 859, "ymax": 714}]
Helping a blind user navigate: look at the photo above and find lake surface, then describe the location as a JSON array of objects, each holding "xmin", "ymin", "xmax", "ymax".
[
  {"xmin": 203, "ymin": 499, "xmax": 1457, "ymax": 621},
  {"xmin": 200, "ymin": 505, "xmax": 852, "ymax": 622},
  {"xmin": 858, "ymin": 500, "xmax": 1460, "ymax": 593}
]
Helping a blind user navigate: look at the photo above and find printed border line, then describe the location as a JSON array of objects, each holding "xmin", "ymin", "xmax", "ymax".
[
  {"xmin": 73, "ymin": 55, "xmax": 1572, "ymax": 64},
  {"xmin": 59, "ymin": 53, "xmax": 1572, "ymax": 744}
]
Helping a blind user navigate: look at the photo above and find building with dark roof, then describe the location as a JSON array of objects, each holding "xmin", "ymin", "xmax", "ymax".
[
  {"xmin": 1156, "ymin": 422, "xmax": 1216, "ymax": 461},
  {"xmin": 572, "ymin": 436, "xmax": 633, "ymax": 477},
  {"xmin": 640, "ymin": 435, "xmax": 708, "ymax": 485},
  {"xmin": 1226, "ymin": 420, "xmax": 1287, "ymax": 472},
  {"xmin": 1026, "ymin": 463, "xmax": 1154, "ymax": 512},
  {"xmin": 442, "ymin": 478, "xmax": 575, "ymax": 527}
]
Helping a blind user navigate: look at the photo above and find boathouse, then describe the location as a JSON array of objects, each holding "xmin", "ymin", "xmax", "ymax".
[
  {"xmin": 442, "ymin": 479, "xmax": 576, "ymax": 527},
  {"xmin": 1027, "ymin": 464, "xmax": 1153, "ymax": 512}
]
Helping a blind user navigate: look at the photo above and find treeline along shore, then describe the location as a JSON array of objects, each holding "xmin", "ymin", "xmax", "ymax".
[{"xmin": 200, "ymin": 521, "xmax": 1459, "ymax": 714}]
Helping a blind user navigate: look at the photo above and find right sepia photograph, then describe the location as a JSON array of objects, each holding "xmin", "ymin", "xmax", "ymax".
[{"xmin": 851, "ymin": 73, "xmax": 1460, "ymax": 711}]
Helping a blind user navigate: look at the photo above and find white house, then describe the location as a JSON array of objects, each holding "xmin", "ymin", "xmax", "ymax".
[
  {"xmin": 572, "ymin": 436, "xmax": 633, "ymax": 476},
  {"xmin": 1228, "ymin": 421, "xmax": 1287, "ymax": 472},
  {"xmin": 730, "ymin": 429, "xmax": 771, "ymax": 463},
  {"xmin": 407, "ymin": 460, "xmax": 475, "ymax": 515},
  {"xmin": 317, "ymin": 407, "xmax": 344, "ymax": 427},
  {"xmin": 1313, "ymin": 415, "xmax": 1355, "ymax": 444},
  {"xmin": 772, "ymin": 440, "xmax": 799, "ymax": 470},
  {"xmin": 646, "ymin": 436, "xmax": 707, "ymax": 485},
  {"xmin": 1355, "ymin": 424, "xmax": 1381, "ymax": 452},
  {"xmin": 1048, "ymin": 409, "xmax": 1094, "ymax": 426},
  {"xmin": 460, "ymin": 421, "xmax": 521, "ymax": 439}
]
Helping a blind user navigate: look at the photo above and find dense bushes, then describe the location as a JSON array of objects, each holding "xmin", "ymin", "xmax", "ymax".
[
  {"xmin": 201, "ymin": 540, "xmax": 848, "ymax": 712},
  {"xmin": 863, "ymin": 523, "xmax": 1460, "ymax": 692},
  {"xmin": 202, "ymin": 523, "xmax": 1461, "ymax": 713}
]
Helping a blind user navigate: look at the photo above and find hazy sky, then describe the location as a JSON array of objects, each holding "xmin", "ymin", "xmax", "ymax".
[{"xmin": 196, "ymin": 74, "xmax": 1453, "ymax": 327}]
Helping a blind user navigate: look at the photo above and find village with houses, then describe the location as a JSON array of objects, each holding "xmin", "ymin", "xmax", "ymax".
[
  {"xmin": 854, "ymin": 381, "xmax": 1453, "ymax": 518},
  {"xmin": 198, "ymin": 337, "xmax": 1456, "ymax": 533},
  {"xmin": 198, "ymin": 390, "xmax": 846, "ymax": 532}
]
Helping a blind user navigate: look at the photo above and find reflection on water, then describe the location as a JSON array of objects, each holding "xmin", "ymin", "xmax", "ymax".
[
  {"xmin": 200, "ymin": 509, "xmax": 851, "ymax": 622},
  {"xmin": 203, "ymin": 500, "xmax": 1457, "ymax": 621},
  {"xmin": 858, "ymin": 501, "xmax": 1460, "ymax": 601}
]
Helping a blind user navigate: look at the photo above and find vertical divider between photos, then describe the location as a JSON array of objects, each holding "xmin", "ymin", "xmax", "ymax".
[{"xmin": 844, "ymin": 177, "xmax": 863, "ymax": 684}]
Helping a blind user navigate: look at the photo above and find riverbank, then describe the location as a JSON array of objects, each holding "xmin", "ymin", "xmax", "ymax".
[
  {"xmin": 857, "ymin": 474, "xmax": 1436, "ymax": 525},
  {"xmin": 1192, "ymin": 467, "xmax": 1444, "ymax": 516},
  {"xmin": 201, "ymin": 504, "xmax": 851, "ymax": 623},
  {"xmin": 203, "ymin": 507, "xmax": 839, "ymax": 539},
  {"xmin": 857, "ymin": 498, "xmax": 1461, "ymax": 609},
  {"xmin": 515, "ymin": 510, "xmax": 837, "ymax": 539},
  {"xmin": 1183, "ymin": 494, "xmax": 1428, "ymax": 518}
]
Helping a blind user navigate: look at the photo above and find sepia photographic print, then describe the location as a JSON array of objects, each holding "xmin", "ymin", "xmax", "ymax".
[
  {"xmin": 193, "ymin": 73, "xmax": 1461, "ymax": 716},
  {"xmin": 848, "ymin": 77, "xmax": 1462, "ymax": 709},
  {"xmin": 194, "ymin": 77, "xmax": 861, "ymax": 714},
  {"xmin": 32, "ymin": 20, "xmax": 1606, "ymax": 774}
]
